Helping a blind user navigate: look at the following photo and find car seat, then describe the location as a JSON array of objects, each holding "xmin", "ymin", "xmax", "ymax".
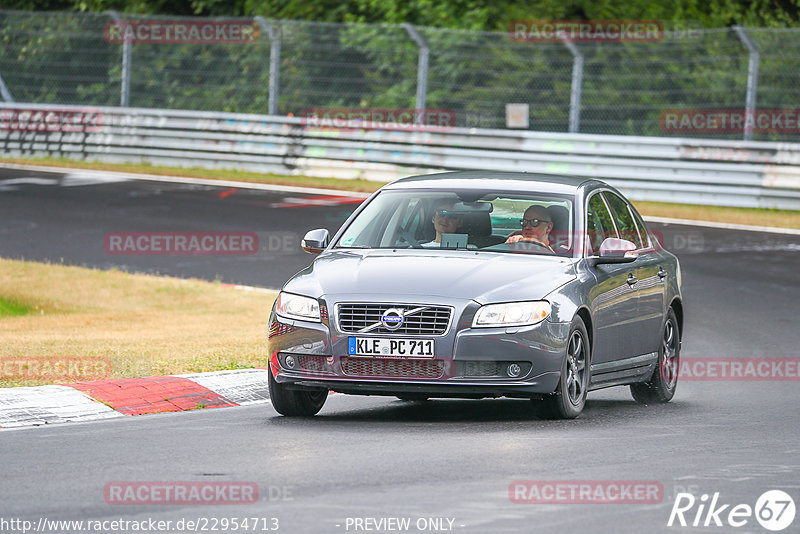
[
  {"xmin": 461, "ymin": 211, "xmax": 505, "ymax": 248},
  {"xmin": 546, "ymin": 205, "xmax": 571, "ymax": 254}
]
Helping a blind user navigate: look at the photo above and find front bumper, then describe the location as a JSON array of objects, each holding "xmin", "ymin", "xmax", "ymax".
[{"xmin": 267, "ymin": 300, "xmax": 570, "ymax": 398}]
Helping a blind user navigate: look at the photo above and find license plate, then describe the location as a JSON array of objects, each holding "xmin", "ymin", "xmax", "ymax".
[{"xmin": 348, "ymin": 337, "xmax": 434, "ymax": 358}]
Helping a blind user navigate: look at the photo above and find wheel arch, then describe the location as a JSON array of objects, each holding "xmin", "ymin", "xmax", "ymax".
[
  {"xmin": 669, "ymin": 297, "xmax": 683, "ymax": 340},
  {"xmin": 575, "ymin": 306, "xmax": 593, "ymax": 355}
]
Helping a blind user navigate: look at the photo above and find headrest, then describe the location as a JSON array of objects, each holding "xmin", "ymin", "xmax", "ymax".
[
  {"xmin": 546, "ymin": 205, "xmax": 569, "ymax": 233},
  {"xmin": 459, "ymin": 210, "xmax": 492, "ymax": 237}
]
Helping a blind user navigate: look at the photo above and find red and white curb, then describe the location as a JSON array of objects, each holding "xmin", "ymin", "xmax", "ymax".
[
  {"xmin": 0, "ymin": 163, "xmax": 372, "ymax": 199},
  {"xmin": 0, "ymin": 368, "xmax": 271, "ymax": 430}
]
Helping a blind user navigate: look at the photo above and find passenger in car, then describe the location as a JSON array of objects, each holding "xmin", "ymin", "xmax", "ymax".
[
  {"xmin": 506, "ymin": 204, "xmax": 554, "ymax": 251},
  {"xmin": 421, "ymin": 201, "xmax": 464, "ymax": 247}
]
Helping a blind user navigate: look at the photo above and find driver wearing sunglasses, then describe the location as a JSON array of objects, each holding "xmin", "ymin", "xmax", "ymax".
[
  {"xmin": 421, "ymin": 201, "xmax": 464, "ymax": 247},
  {"xmin": 506, "ymin": 205, "xmax": 554, "ymax": 251}
]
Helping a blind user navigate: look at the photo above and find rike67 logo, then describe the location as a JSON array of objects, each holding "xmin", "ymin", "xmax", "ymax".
[{"xmin": 668, "ymin": 490, "xmax": 795, "ymax": 531}]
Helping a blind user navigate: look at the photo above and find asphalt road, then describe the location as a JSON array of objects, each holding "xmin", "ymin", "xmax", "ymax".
[
  {"xmin": 1, "ymin": 168, "xmax": 799, "ymax": 534},
  {"xmin": 0, "ymin": 167, "xmax": 360, "ymax": 287}
]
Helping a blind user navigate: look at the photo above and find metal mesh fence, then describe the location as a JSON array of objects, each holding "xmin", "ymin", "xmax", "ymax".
[
  {"xmin": 749, "ymin": 28, "xmax": 800, "ymax": 111},
  {"xmin": 1, "ymin": 10, "xmax": 799, "ymax": 141},
  {"xmin": 578, "ymin": 28, "xmax": 750, "ymax": 136},
  {"xmin": 122, "ymin": 14, "xmax": 271, "ymax": 111},
  {"xmin": 420, "ymin": 27, "xmax": 574, "ymax": 131},
  {"xmin": 0, "ymin": 10, "xmax": 119, "ymax": 105},
  {"xmin": 278, "ymin": 21, "xmax": 416, "ymax": 112}
]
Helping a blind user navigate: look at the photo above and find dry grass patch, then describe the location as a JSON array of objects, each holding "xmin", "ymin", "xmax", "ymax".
[
  {"xmin": 0, "ymin": 259, "xmax": 277, "ymax": 387},
  {"xmin": 633, "ymin": 201, "xmax": 800, "ymax": 230}
]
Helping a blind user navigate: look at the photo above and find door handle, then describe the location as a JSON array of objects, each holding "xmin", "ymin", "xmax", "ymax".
[
  {"xmin": 658, "ymin": 267, "xmax": 668, "ymax": 280},
  {"xmin": 627, "ymin": 273, "xmax": 638, "ymax": 286}
]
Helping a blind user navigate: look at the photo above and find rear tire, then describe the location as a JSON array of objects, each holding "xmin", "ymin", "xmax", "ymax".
[
  {"xmin": 539, "ymin": 316, "xmax": 590, "ymax": 419},
  {"xmin": 268, "ymin": 370, "xmax": 328, "ymax": 416},
  {"xmin": 631, "ymin": 308, "xmax": 680, "ymax": 404}
]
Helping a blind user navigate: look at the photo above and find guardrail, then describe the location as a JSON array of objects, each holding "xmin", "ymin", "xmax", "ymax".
[{"xmin": 2, "ymin": 103, "xmax": 800, "ymax": 209}]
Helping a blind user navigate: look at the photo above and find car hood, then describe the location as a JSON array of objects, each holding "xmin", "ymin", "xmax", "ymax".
[{"xmin": 283, "ymin": 249, "xmax": 576, "ymax": 304}]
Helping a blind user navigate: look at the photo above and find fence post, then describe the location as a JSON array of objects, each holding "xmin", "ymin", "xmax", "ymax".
[
  {"xmin": 733, "ymin": 26, "xmax": 760, "ymax": 142},
  {"xmin": 107, "ymin": 11, "xmax": 131, "ymax": 107},
  {"xmin": 402, "ymin": 23, "xmax": 429, "ymax": 123},
  {"xmin": 0, "ymin": 72, "xmax": 14, "ymax": 102},
  {"xmin": 561, "ymin": 37, "xmax": 583, "ymax": 133},
  {"xmin": 255, "ymin": 17, "xmax": 281, "ymax": 116}
]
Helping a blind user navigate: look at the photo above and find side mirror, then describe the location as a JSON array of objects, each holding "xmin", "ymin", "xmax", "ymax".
[
  {"xmin": 301, "ymin": 229, "xmax": 330, "ymax": 254},
  {"xmin": 590, "ymin": 238, "xmax": 637, "ymax": 265}
]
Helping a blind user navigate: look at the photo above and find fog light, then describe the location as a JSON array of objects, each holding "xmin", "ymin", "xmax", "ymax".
[
  {"xmin": 507, "ymin": 363, "xmax": 522, "ymax": 377},
  {"xmin": 285, "ymin": 355, "xmax": 297, "ymax": 369}
]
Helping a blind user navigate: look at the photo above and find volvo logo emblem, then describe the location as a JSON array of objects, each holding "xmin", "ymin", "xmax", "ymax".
[{"xmin": 381, "ymin": 308, "xmax": 404, "ymax": 330}]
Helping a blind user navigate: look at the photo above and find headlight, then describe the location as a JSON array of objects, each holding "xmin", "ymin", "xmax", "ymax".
[
  {"xmin": 276, "ymin": 292, "xmax": 321, "ymax": 322},
  {"xmin": 472, "ymin": 301, "xmax": 551, "ymax": 328}
]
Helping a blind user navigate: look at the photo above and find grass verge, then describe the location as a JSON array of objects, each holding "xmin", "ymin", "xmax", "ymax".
[
  {"xmin": 3, "ymin": 156, "xmax": 799, "ymax": 229},
  {"xmin": 0, "ymin": 296, "xmax": 34, "ymax": 318},
  {"xmin": 632, "ymin": 201, "xmax": 800, "ymax": 230},
  {"xmin": 0, "ymin": 258, "xmax": 277, "ymax": 388}
]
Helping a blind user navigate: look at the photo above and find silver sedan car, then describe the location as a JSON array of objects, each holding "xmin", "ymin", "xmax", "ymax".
[{"xmin": 267, "ymin": 171, "xmax": 683, "ymax": 419}]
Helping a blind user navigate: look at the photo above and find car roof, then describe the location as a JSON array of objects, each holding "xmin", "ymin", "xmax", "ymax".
[{"xmin": 383, "ymin": 171, "xmax": 602, "ymax": 195}]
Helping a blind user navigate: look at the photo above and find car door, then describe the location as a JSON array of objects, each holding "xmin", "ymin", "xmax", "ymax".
[
  {"xmin": 628, "ymin": 199, "xmax": 668, "ymax": 357},
  {"xmin": 602, "ymin": 192, "xmax": 666, "ymax": 358},
  {"xmin": 585, "ymin": 191, "xmax": 639, "ymax": 365}
]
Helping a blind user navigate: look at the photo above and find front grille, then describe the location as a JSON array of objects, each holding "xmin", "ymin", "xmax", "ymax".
[
  {"xmin": 297, "ymin": 355, "xmax": 334, "ymax": 373},
  {"xmin": 463, "ymin": 361, "xmax": 500, "ymax": 377},
  {"xmin": 341, "ymin": 357, "xmax": 445, "ymax": 379},
  {"xmin": 337, "ymin": 303, "xmax": 451, "ymax": 335}
]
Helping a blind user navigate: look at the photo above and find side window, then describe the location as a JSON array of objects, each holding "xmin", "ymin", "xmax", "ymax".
[
  {"xmin": 603, "ymin": 192, "xmax": 643, "ymax": 249},
  {"xmin": 586, "ymin": 193, "xmax": 617, "ymax": 254},
  {"xmin": 630, "ymin": 207, "xmax": 652, "ymax": 249}
]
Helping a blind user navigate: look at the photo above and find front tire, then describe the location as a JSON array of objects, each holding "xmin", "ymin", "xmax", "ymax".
[
  {"xmin": 396, "ymin": 395, "xmax": 429, "ymax": 402},
  {"xmin": 631, "ymin": 308, "xmax": 680, "ymax": 404},
  {"xmin": 268, "ymin": 371, "xmax": 328, "ymax": 416},
  {"xmin": 539, "ymin": 316, "xmax": 590, "ymax": 419}
]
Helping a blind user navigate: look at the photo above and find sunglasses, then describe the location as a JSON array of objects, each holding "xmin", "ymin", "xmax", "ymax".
[
  {"xmin": 520, "ymin": 218, "xmax": 551, "ymax": 228},
  {"xmin": 435, "ymin": 209, "xmax": 460, "ymax": 218}
]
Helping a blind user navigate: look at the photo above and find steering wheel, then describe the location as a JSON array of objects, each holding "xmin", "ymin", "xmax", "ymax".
[
  {"xmin": 395, "ymin": 226, "xmax": 422, "ymax": 248},
  {"xmin": 506, "ymin": 236, "xmax": 555, "ymax": 253}
]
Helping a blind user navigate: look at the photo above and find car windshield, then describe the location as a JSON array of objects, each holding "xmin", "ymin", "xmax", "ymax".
[{"xmin": 335, "ymin": 189, "xmax": 574, "ymax": 256}]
